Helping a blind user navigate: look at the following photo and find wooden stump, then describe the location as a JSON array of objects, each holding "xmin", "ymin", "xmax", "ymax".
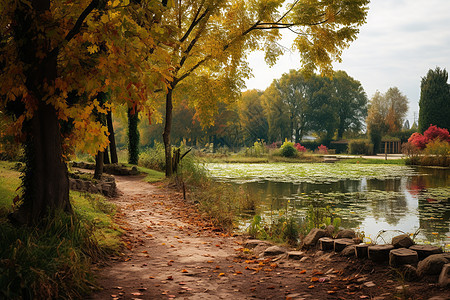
[
  {"xmin": 334, "ymin": 238, "xmax": 354, "ymax": 252},
  {"xmin": 409, "ymin": 244, "xmax": 442, "ymax": 260},
  {"xmin": 368, "ymin": 244, "xmax": 394, "ymax": 263},
  {"xmin": 389, "ymin": 248, "xmax": 418, "ymax": 267},
  {"xmin": 356, "ymin": 243, "xmax": 369, "ymax": 259},
  {"xmin": 319, "ymin": 237, "xmax": 334, "ymax": 251}
]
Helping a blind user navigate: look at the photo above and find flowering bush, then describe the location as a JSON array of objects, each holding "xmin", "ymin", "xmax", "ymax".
[
  {"xmin": 317, "ymin": 144, "xmax": 328, "ymax": 154},
  {"xmin": 294, "ymin": 143, "xmax": 307, "ymax": 152},
  {"xmin": 408, "ymin": 125, "xmax": 450, "ymax": 150},
  {"xmin": 408, "ymin": 132, "xmax": 428, "ymax": 150},
  {"xmin": 423, "ymin": 125, "xmax": 450, "ymax": 142}
]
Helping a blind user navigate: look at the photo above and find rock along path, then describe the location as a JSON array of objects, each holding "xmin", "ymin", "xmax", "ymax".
[{"xmin": 90, "ymin": 175, "xmax": 448, "ymax": 300}]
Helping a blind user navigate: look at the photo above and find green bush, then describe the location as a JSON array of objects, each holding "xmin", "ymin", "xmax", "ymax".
[
  {"xmin": 280, "ymin": 141, "xmax": 297, "ymax": 157},
  {"xmin": 421, "ymin": 140, "xmax": 450, "ymax": 167},
  {"xmin": 139, "ymin": 142, "xmax": 166, "ymax": 171},
  {"xmin": 348, "ymin": 139, "xmax": 373, "ymax": 155}
]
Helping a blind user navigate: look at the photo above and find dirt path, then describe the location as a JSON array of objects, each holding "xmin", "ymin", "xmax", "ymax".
[{"xmin": 91, "ymin": 175, "xmax": 448, "ymax": 300}]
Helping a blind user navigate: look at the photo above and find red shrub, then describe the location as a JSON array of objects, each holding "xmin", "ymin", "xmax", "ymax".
[
  {"xmin": 408, "ymin": 132, "xmax": 428, "ymax": 150},
  {"xmin": 294, "ymin": 143, "xmax": 307, "ymax": 152},
  {"xmin": 317, "ymin": 144, "xmax": 328, "ymax": 154},
  {"xmin": 423, "ymin": 125, "xmax": 450, "ymax": 142}
]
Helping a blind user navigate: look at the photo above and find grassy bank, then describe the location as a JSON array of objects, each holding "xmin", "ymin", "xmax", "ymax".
[
  {"xmin": 336, "ymin": 157, "xmax": 406, "ymax": 165},
  {"xmin": 0, "ymin": 161, "xmax": 122, "ymax": 299}
]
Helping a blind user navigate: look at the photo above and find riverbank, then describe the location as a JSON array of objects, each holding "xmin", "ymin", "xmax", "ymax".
[{"xmin": 91, "ymin": 175, "xmax": 449, "ymax": 299}]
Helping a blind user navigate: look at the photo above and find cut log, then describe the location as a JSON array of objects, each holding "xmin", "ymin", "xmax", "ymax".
[
  {"xmin": 389, "ymin": 248, "xmax": 418, "ymax": 267},
  {"xmin": 355, "ymin": 243, "xmax": 369, "ymax": 259},
  {"xmin": 334, "ymin": 238, "xmax": 354, "ymax": 252},
  {"xmin": 319, "ymin": 237, "xmax": 334, "ymax": 251},
  {"xmin": 409, "ymin": 244, "xmax": 442, "ymax": 260},
  {"xmin": 368, "ymin": 244, "xmax": 394, "ymax": 263}
]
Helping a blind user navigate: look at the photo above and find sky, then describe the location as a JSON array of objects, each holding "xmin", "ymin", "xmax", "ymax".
[{"xmin": 244, "ymin": 0, "xmax": 450, "ymax": 125}]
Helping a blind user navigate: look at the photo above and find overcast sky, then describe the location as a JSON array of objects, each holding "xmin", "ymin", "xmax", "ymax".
[{"xmin": 244, "ymin": 0, "xmax": 450, "ymax": 124}]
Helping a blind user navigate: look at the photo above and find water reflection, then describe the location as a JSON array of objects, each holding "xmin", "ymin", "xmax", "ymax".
[{"xmin": 234, "ymin": 167, "xmax": 449, "ymax": 247}]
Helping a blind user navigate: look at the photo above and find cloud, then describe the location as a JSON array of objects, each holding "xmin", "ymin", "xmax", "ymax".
[{"xmin": 245, "ymin": 0, "xmax": 450, "ymax": 123}]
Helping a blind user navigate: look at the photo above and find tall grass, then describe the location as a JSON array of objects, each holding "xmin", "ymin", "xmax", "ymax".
[
  {"xmin": 0, "ymin": 162, "xmax": 121, "ymax": 299},
  {"xmin": 175, "ymin": 154, "xmax": 243, "ymax": 231}
]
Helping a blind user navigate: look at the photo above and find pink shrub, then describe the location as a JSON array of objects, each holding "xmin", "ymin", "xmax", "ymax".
[
  {"xmin": 408, "ymin": 132, "xmax": 428, "ymax": 150},
  {"xmin": 408, "ymin": 125, "xmax": 450, "ymax": 150},
  {"xmin": 294, "ymin": 143, "xmax": 307, "ymax": 152},
  {"xmin": 423, "ymin": 125, "xmax": 450, "ymax": 143},
  {"xmin": 317, "ymin": 144, "xmax": 328, "ymax": 154}
]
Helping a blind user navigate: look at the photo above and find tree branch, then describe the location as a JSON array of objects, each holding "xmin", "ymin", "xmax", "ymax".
[
  {"xmin": 179, "ymin": 0, "xmax": 208, "ymax": 43},
  {"xmin": 64, "ymin": 0, "xmax": 99, "ymax": 43}
]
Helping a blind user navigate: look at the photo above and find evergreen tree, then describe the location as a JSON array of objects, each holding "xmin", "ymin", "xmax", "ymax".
[{"xmin": 419, "ymin": 67, "xmax": 450, "ymax": 132}]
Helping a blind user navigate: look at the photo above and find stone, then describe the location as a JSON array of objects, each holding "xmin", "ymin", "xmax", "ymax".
[
  {"xmin": 287, "ymin": 251, "xmax": 305, "ymax": 260},
  {"xmin": 263, "ymin": 245, "xmax": 286, "ymax": 256},
  {"xmin": 334, "ymin": 238, "xmax": 354, "ymax": 252},
  {"xmin": 353, "ymin": 237, "xmax": 363, "ymax": 244},
  {"xmin": 244, "ymin": 240, "xmax": 270, "ymax": 249},
  {"xmin": 303, "ymin": 228, "xmax": 328, "ymax": 247},
  {"xmin": 389, "ymin": 248, "xmax": 418, "ymax": 267},
  {"xmin": 417, "ymin": 253, "xmax": 450, "ymax": 277},
  {"xmin": 409, "ymin": 244, "xmax": 443, "ymax": 260},
  {"xmin": 318, "ymin": 237, "xmax": 334, "ymax": 251},
  {"xmin": 438, "ymin": 263, "xmax": 450, "ymax": 287},
  {"xmin": 368, "ymin": 244, "xmax": 394, "ymax": 263},
  {"xmin": 341, "ymin": 245, "xmax": 356, "ymax": 257},
  {"xmin": 356, "ymin": 243, "xmax": 369, "ymax": 259},
  {"xmin": 400, "ymin": 264, "xmax": 418, "ymax": 281},
  {"xmin": 391, "ymin": 234, "xmax": 414, "ymax": 248},
  {"xmin": 336, "ymin": 229, "xmax": 356, "ymax": 239},
  {"xmin": 325, "ymin": 225, "xmax": 334, "ymax": 236}
]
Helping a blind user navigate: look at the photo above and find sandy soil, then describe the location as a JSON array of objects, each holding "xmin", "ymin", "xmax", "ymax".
[{"xmin": 90, "ymin": 175, "xmax": 448, "ymax": 300}]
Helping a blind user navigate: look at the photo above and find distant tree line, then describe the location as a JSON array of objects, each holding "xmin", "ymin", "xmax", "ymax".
[{"xmin": 117, "ymin": 70, "xmax": 369, "ymax": 150}]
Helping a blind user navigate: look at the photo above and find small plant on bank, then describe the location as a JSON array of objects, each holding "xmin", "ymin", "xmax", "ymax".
[
  {"xmin": 294, "ymin": 143, "xmax": 307, "ymax": 153},
  {"xmin": 317, "ymin": 144, "xmax": 328, "ymax": 154},
  {"xmin": 280, "ymin": 141, "xmax": 298, "ymax": 157}
]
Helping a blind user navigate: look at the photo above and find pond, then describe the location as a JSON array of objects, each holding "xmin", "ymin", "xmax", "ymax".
[{"xmin": 204, "ymin": 163, "xmax": 450, "ymax": 249}]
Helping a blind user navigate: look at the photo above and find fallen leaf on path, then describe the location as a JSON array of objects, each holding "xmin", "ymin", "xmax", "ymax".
[
  {"xmin": 311, "ymin": 277, "xmax": 319, "ymax": 282},
  {"xmin": 181, "ymin": 269, "xmax": 188, "ymax": 273},
  {"xmin": 131, "ymin": 292, "xmax": 143, "ymax": 296},
  {"xmin": 308, "ymin": 285, "xmax": 315, "ymax": 289},
  {"xmin": 149, "ymin": 276, "xmax": 155, "ymax": 279},
  {"xmin": 299, "ymin": 270, "xmax": 306, "ymax": 274},
  {"xmin": 114, "ymin": 287, "xmax": 123, "ymax": 290},
  {"xmin": 218, "ymin": 273, "xmax": 225, "ymax": 277},
  {"xmin": 137, "ymin": 287, "xmax": 147, "ymax": 291},
  {"xmin": 327, "ymin": 291, "xmax": 337, "ymax": 294}
]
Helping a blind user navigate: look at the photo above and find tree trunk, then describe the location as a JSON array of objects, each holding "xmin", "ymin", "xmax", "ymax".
[
  {"xmin": 103, "ymin": 147, "xmax": 110, "ymax": 164},
  {"xmin": 13, "ymin": 102, "xmax": 71, "ymax": 225},
  {"xmin": 127, "ymin": 107, "xmax": 139, "ymax": 165},
  {"xmin": 10, "ymin": 1, "xmax": 71, "ymax": 225},
  {"xmin": 163, "ymin": 88, "xmax": 173, "ymax": 177},
  {"xmin": 107, "ymin": 110, "xmax": 118, "ymax": 164},
  {"xmin": 94, "ymin": 150, "xmax": 104, "ymax": 180}
]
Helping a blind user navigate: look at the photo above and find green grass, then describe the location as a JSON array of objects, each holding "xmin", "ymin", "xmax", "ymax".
[
  {"xmin": 0, "ymin": 161, "xmax": 122, "ymax": 299},
  {"xmin": 124, "ymin": 164, "xmax": 165, "ymax": 183},
  {"xmin": 0, "ymin": 161, "xmax": 21, "ymax": 210}
]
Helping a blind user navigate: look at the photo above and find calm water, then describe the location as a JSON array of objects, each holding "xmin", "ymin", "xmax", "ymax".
[{"xmin": 205, "ymin": 163, "xmax": 450, "ymax": 248}]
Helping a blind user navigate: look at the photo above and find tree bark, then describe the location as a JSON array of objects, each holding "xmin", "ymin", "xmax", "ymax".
[
  {"xmin": 127, "ymin": 107, "xmax": 140, "ymax": 165},
  {"xmin": 103, "ymin": 147, "xmax": 110, "ymax": 164},
  {"xmin": 10, "ymin": 1, "xmax": 71, "ymax": 225},
  {"xmin": 107, "ymin": 110, "xmax": 118, "ymax": 164},
  {"xmin": 94, "ymin": 150, "xmax": 104, "ymax": 180},
  {"xmin": 163, "ymin": 88, "xmax": 173, "ymax": 177}
]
